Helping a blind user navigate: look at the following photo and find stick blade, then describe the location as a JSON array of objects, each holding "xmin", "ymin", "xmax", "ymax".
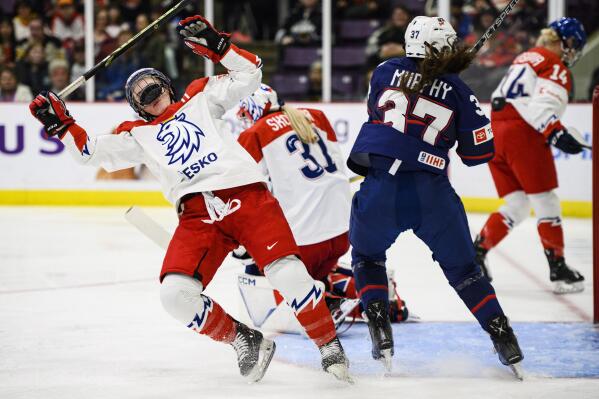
[{"xmin": 124, "ymin": 206, "xmax": 171, "ymax": 250}]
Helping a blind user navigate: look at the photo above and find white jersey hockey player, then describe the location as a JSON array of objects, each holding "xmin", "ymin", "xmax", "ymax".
[{"xmin": 29, "ymin": 14, "xmax": 352, "ymax": 383}]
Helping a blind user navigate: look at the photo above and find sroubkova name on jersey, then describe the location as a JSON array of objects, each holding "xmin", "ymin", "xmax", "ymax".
[{"xmin": 389, "ymin": 70, "xmax": 453, "ymax": 100}]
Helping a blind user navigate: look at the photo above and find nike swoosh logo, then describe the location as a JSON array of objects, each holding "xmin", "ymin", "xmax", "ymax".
[{"xmin": 266, "ymin": 242, "xmax": 278, "ymax": 250}]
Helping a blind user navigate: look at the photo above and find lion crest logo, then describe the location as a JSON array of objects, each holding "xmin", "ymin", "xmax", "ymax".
[{"xmin": 156, "ymin": 112, "xmax": 205, "ymax": 165}]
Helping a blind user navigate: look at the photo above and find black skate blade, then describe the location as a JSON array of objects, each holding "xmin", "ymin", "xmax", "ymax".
[
  {"xmin": 247, "ymin": 339, "xmax": 276, "ymax": 383},
  {"xmin": 509, "ymin": 362, "xmax": 524, "ymax": 381}
]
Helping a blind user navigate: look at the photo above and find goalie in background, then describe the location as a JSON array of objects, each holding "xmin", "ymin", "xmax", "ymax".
[
  {"xmin": 474, "ymin": 17, "xmax": 588, "ymax": 294},
  {"xmin": 234, "ymin": 84, "xmax": 410, "ymax": 334},
  {"xmin": 28, "ymin": 15, "xmax": 352, "ymax": 383}
]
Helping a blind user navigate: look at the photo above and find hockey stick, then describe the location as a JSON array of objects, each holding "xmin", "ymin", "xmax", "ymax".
[
  {"xmin": 124, "ymin": 206, "xmax": 170, "ymax": 250},
  {"xmin": 469, "ymin": 0, "xmax": 521, "ymax": 54},
  {"xmin": 58, "ymin": 0, "xmax": 193, "ymax": 99}
]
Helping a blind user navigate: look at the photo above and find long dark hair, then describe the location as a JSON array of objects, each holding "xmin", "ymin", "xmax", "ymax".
[{"xmin": 400, "ymin": 41, "xmax": 475, "ymax": 95}]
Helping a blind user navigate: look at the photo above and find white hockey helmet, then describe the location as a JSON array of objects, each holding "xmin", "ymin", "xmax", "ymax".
[
  {"xmin": 404, "ymin": 16, "xmax": 457, "ymax": 58},
  {"xmin": 237, "ymin": 84, "xmax": 282, "ymax": 127}
]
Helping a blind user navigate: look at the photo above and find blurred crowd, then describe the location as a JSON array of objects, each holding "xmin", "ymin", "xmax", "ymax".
[
  {"xmin": 0, "ymin": 0, "xmax": 597, "ymax": 103},
  {"xmin": 0, "ymin": 0, "xmax": 181, "ymax": 102}
]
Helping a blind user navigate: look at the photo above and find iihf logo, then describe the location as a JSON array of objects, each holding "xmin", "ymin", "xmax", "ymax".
[{"xmin": 156, "ymin": 112, "xmax": 205, "ymax": 165}]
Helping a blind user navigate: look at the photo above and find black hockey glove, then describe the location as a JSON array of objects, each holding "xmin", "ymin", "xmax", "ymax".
[
  {"xmin": 547, "ymin": 128, "xmax": 584, "ymax": 155},
  {"xmin": 29, "ymin": 91, "xmax": 75, "ymax": 137},
  {"xmin": 177, "ymin": 15, "xmax": 231, "ymax": 63}
]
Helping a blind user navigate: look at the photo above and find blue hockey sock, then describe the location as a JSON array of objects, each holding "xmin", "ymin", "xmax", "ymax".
[
  {"xmin": 352, "ymin": 260, "xmax": 389, "ymax": 308},
  {"xmin": 454, "ymin": 273, "xmax": 504, "ymax": 330}
]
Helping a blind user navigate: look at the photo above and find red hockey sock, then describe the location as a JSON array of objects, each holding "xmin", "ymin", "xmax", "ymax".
[
  {"xmin": 195, "ymin": 299, "xmax": 237, "ymax": 344},
  {"xmin": 296, "ymin": 298, "xmax": 337, "ymax": 347},
  {"xmin": 479, "ymin": 212, "xmax": 511, "ymax": 250},
  {"xmin": 537, "ymin": 217, "xmax": 564, "ymax": 257}
]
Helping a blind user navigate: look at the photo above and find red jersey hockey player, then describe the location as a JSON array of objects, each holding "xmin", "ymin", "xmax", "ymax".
[
  {"xmin": 235, "ymin": 84, "xmax": 410, "ymax": 326},
  {"xmin": 28, "ymin": 15, "xmax": 351, "ymax": 383},
  {"xmin": 474, "ymin": 18, "xmax": 587, "ymax": 294}
]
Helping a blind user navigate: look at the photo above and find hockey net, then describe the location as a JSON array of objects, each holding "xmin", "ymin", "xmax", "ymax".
[{"xmin": 594, "ymin": 86, "xmax": 599, "ymax": 323}]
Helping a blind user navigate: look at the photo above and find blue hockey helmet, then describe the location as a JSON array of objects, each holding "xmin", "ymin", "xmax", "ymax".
[
  {"xmin": 125, "ymin": 68, "xmax": 175, "ymax": 121},
  {"xmin": 548, "ymin": 17, "xmax": 586, "ymax": 67}
]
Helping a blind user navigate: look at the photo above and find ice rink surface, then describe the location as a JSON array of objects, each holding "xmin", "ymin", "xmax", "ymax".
[{"xmin": 0, "ymin": 206, "xmax": 596, "ymax": 399}]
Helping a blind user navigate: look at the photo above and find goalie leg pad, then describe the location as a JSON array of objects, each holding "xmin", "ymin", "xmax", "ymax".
[
  {"xmin": 264, "ymin": 256, "xmax": 337, "ymax": 346},
  {"xmin": 161, "ymin": 274, "xmax": 236, "ymax": 343}
]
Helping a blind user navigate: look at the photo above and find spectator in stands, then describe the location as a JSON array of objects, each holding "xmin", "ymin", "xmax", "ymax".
[
  {"xmin": 15, "ymin": 17, "xmax": 63, "ymax": 63},
  {"xmin": 106, "ymin": 4, "xmax": 125, "ymax": 39},
  {"xmin": 12, "ymin": 1, "xmax": 36, "ymax": 42},
  {"xmin": 0, "ymin": 17, "xmax": 16, "ymax": 67},
  {"xmin": 15, "ymin": 42, "xmax": 49, "ymax": 94},
  {"xmin": 0, "ymin": 66, "xmax": 33, "ymax": 101},
  {"xmin": 47, "ymin": 57, "xmax": 81, "ymax": 100},
  {"xmin": 70, "ymin": 41, "xmax": 85, "ymax": 98},
  {"xmin": 450, "ymin": 0, "xmax": 473, "ymax": 38},
  {"xmin": 135, "ymin": 13, "xmax": 166, "ymax": 71},
  {"xmin": 464, "ymin": 9, "xmax": 520, "ymax": 68},
  {"xmin": 335, "ymin": 0, "xmax": 390, "ymax": 19},
  {"xmin": 307, "ymin": 60, "xmax": 322, "ymax": 101},
  {"xmin": 119, "ymin": 0, "xmax": 150, "ymax": 27},
  {"xmin": 70, "ymin": 41, "xmax": 84, "ymax": 79},
  {"xmin": 94, "ymin": 8, "xmax": 116, "ymax": 60},
  {"xmin": 276, "ymin": 0, "xmax": 322, "ymax": 46},
  {"xmin": 365, "ymin": 5, "xmax": 410, "ymax": 67},
  {"xmin": 51, "ymin": 0, "xmax": 84, "ymax": 48},
  {"xmin": 95, "ymin": 29, "xmax": 141, "ymax": 101}
]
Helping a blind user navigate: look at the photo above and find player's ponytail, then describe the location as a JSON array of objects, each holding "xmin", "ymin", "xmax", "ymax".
[
  {"xmin": 400, "ymin": 41, "xmax": 476, "ymax": 96},
  {"xmin": 281, "ymin": 105, "xmax": 318, "ymax": 144},
  {"xmin": 536, "ymin": 28, "xmax": 560, "ymax": 47}
]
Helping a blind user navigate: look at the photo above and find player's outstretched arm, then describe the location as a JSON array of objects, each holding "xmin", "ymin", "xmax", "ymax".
[
  {"xmin": 29, "ymin": 91, "xmax": 144, "ymax": 171},
  {"xmin": 177, "ymin": 15, "xmax": 262, "ymax": 116}
]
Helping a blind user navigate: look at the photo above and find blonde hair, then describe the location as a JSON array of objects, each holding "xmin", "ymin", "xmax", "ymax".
[
  {"xmin": 281, "ymin": 104, "xmax": 318, "ymax": 143},
  {"xmin": 536, "ymin": 28, "xmax": 560, "ymax": 47}
]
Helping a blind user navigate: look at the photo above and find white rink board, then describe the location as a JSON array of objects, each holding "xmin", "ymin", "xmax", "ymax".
[{"xmin": 0, "ymin": 102, "xmax": 592, "ymax": 201}]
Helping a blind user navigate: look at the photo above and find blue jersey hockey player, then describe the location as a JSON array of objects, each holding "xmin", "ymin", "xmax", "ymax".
[{"xmin": 347, "ymin": 16, "xmax": 523, "ymax": 378}]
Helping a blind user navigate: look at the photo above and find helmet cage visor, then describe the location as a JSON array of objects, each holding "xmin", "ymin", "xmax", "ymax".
[
  {"xmin": 125, "ymin": 68, "xmax": 174, "ymax": 121},
  {"xmin": 560, "ymin": 36, "xmax": 583, "ymax": 67}
]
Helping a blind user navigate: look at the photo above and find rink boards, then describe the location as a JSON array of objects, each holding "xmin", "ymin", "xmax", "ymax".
[{"xmin": 0, "ymin": 102, "xmax": 593, "ymax": 216}]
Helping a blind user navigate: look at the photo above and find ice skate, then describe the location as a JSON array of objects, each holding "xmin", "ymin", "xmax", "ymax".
[
  {"xmin": 318, "ymin": 337, "xmax": 353, "ymax": 384},
  {"xmin": 231, "ymin": 322, "xmax": 276, "ymax": 383},
  {"xmin": 545, "ymin": 250, "xmax": 585, "ymax": 294},
  {"xmin": 364, "ymin": 300, "xmax": 394, "ymax": 372},
  {"xmin": 486, "ymin": 315, "xmax": 524, "ymax": 380},
  {"xmin": 474, "ymin": 235, "xmax": 492, "ymax": 282}
]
